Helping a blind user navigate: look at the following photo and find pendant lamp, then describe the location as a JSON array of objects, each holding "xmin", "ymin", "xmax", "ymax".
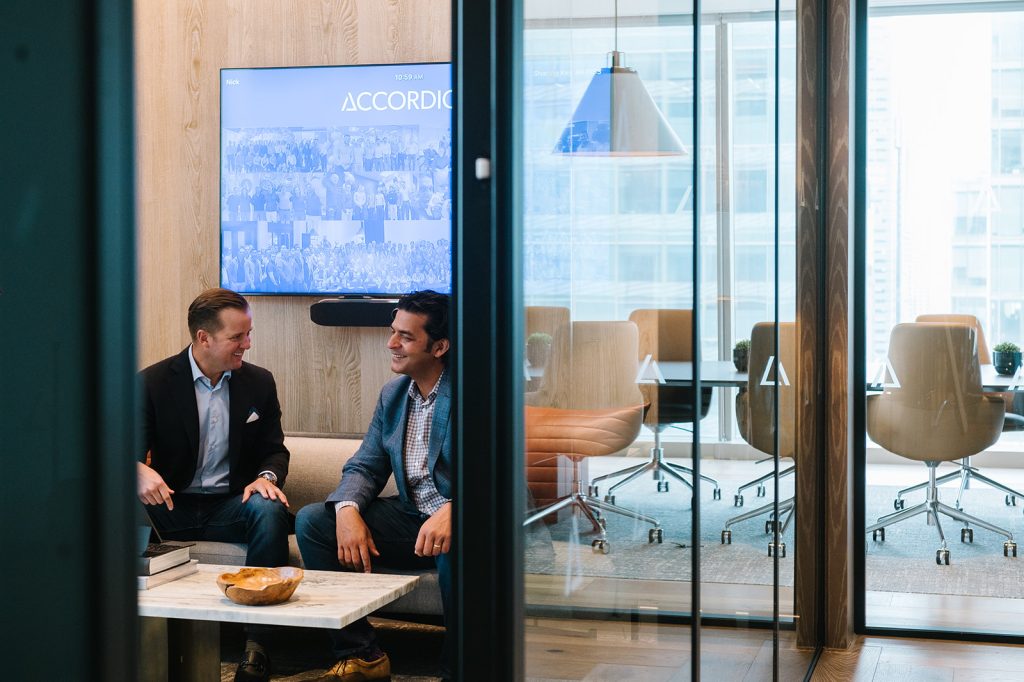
[{"xmin": 553, "ymin": 3, "xmax": 685, "ymax": 156}]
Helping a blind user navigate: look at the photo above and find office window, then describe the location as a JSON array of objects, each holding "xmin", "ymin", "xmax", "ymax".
[
  {"xmin": 734, "ymin": 168, "xmax": 768, "ymax": 213},
  {"xmin": 618, "ymin": 168, "xmax": 663, "ymax": 214}
]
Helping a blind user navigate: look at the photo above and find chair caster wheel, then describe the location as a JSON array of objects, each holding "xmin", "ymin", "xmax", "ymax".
[
  {"xmin": 649, "ymin": 528, "xmax": 663, "ymax": 544},
  {"xmin": 756, "ymin": 484, "xmax": 766, "ymax": 498},
  {"xmin": 893, "ymin": 498, "xmax": 905, "ymax": 511},
  {"xmin": 872, "ymin": 528, "xmax": 885, "ymax": 542},
  {"xmin": 588, "ymin": 485, "xmax": 599, "ymax": 497},
  {"xmin": 961, "ymin": 528, "xmax": 974, "ymax": 543},
  {"xmin": 936, "ymin": 548, "xmax": 950, "ymax": 565},
  {"xmin": 657, "ymin": 480, "xmax": 669, "ymax": 493},
  {"xmin": 721, "ymin": 530, "xmax": 732, "ymax": 545},
  {"xmin": 592, "ymin": 539, "xmax": 609, "ymax": 554},
  {"xmin": 604, "ymin": 494, "xmax": 616, "ymax": 505},
  {"xmin": 1007, "ymin": 495, "xmax": 1017, "ymax": 507},
  {"xmin": 734, "ymin": 494, "xmax": 744, "ymax": 507},
  {"xmin": 768, "ymin": 542, "xmax": 786, "ymax": 558},
  {"xmin": 1005, "ymin": 541, "xmax": 1017, "ymax": 558},
  {"xmin": 713, "ymin": 488, "xmax": 722, "ymax": 500}
]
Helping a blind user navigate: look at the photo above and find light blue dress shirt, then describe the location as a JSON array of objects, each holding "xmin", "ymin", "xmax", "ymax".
[{"xmin": 183, "ymin": 346, "xmax": 232, "ymax": 494}]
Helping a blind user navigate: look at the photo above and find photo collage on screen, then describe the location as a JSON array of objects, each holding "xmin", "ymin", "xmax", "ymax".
[{"xmin": 220, "ymin": 64, "xmax": 452, "ymax": 295}]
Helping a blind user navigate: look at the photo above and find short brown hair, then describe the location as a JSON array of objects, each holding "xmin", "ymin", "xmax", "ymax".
[{"xmin": 187, "ymin": 288, "xmax": 249, "ymax": 339}]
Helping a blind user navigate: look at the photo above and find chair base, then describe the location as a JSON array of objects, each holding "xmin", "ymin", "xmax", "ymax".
[
  {"xmin": 894, "ymin": 457, "xmax": 1024, "ymax": 512},
  {"xmin": 589, "ymin": 444, "xmax": 720, "ymax": 500},
  {"xmin": 869, "ymin": 461, "xmax": 1016, "ymax": 564}
]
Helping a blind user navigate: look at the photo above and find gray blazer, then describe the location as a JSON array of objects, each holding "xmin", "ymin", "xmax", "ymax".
[{"xmin": 326, "ymin": 371, "xmax": 451, "ymax": 513}]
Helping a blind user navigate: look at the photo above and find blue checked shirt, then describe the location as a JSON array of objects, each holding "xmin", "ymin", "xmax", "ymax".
[{"xmin": 403, "ymin": 374, "xmax": 450, "ymax": 515}]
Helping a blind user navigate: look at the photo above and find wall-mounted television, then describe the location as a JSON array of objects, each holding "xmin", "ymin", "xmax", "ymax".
[{"xmin": 220, "ymin": 62, "xmax": 452, "ymax": 296}]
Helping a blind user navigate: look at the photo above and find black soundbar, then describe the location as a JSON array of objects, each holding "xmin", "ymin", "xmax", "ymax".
[{"xmin": 309, "ymin": 298, "xmax": 399, "ymax": 327}]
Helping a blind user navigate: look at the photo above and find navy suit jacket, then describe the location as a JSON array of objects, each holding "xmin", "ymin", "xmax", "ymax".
[
  {"xmin": 327, "ymin": 371, "xmax": 451, "ymax": 513},
  {"xmin": 140, "ymin": 347, "xmax": 290, "ymax": 493}
]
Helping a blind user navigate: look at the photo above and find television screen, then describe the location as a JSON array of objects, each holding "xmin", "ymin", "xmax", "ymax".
[{"xmin": 220, "ymin": 62, "xmax": 452, "ymax": 296}]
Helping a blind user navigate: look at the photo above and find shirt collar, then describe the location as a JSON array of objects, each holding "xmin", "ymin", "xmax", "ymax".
[
  {"xmin": 188, "ymin": 345, "xmax": 231, "ymax": 388},
  {"xmin": 408, "ymin": 369, "xmax": 445, "ymax": 405}
]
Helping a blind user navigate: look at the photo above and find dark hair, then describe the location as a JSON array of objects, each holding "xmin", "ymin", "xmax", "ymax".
[
  {"xmin": 395, "ymin": 290, "xmax": 450, "ymax": 356},
  {"xmin": 187, "ymin": 288, "xmax": 249, "ymax": 339}
]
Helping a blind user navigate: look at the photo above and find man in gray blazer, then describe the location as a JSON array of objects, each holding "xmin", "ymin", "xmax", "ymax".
[{"xmin": 296, "ymin": 290, "xmax": 452, "ymax": 682}]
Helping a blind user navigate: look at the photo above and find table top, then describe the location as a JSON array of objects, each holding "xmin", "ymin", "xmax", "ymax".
[
  {"xmin": 138, "ymin": 564, "xmax": 419, "ymax": 628},
  {"xmin": 656, "ymin": 360, "xmax": 748, "ymax": 387}
]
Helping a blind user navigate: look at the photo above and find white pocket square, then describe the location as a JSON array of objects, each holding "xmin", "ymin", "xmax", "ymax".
[{"xmin": 246, "ymin": 411, "xmax": 260, "ymax": 424}]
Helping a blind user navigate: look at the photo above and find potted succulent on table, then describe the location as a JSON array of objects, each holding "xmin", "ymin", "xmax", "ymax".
[
  {"xmin": 733, "ymin": 339, "xmax": 751, "ymax": 373},
  {"xmin": 993, "ymin": 341, "xmax": 1023, "ymax": 376},
  {"xmin": 526, "ymin": 332, "xmax": 553, "ymax": 369}
]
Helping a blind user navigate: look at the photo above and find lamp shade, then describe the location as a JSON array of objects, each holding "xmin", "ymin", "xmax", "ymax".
[{"xmin": 554, "ymin": 53, "xmax": 685, "ymax": 156}]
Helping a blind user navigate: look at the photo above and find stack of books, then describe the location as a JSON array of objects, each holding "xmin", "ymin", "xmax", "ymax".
[{"xmin": 137, "ymin": 541, "xmax": 197, "ymax": 589}]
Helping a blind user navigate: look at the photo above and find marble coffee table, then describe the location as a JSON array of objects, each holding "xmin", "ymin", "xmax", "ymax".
[{"xmin": 138, "ymin": 564, "xmax": 419, "ymax": 682}]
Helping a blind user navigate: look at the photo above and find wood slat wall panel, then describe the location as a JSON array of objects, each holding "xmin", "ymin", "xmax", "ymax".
[
  {"xmin": 795, "ymin": 0, "xmax": 824, "ymax": 650},
  {"xmin": 825, "ymin": 0, "xmax": 855, "ymax": 649},
  {"xmin": 134, "ymin": 0, "xmax": 451, "ymax": 433}
]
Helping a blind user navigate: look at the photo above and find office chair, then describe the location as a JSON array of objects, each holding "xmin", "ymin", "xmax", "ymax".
[
  {"xmin": 866, "ymin": 322, "xmax": 1016, "ymax": 564},
  {"xmin": 889, "ymin": 314, "xmax": 1024, "ymax": 514},
  {"xmin": 523, "ymin": 321, "xmax": 662, "ymax": 553},
  {"xmin": 721, "ymin": 322, "xmax": 797, "ymax": 558},
  {"xmin": 588, "ymin": 309, "xmax": 721, "ymax": 502},
  {"xmin": 523, "ymin": 305, "xmax": 570, "ymax": 507}
]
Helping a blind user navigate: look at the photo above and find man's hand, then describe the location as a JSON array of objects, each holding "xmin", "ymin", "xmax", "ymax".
[
  {"xmin": 242, "ymin": 476, "xmax": 289, "ymax": 507},
  {"xmin": 415, "ymin": 502, "xmax": 451, "ymax": 558},
  {"xmin": 336, "ymin": 506, "xmax": 380, "ymax": 573},
  {"xmin": 137, "ymin": 462, "xmax": 174, "ymax": 510}
]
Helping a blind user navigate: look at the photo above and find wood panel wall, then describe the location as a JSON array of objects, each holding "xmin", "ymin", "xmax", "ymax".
[
  {"xmin": 134, "ymin": 0, "xmax": 451, "ymax": 434},
  {"xmin": 824, "ymin": 0, "xmax": 855, "ymax": 649}
]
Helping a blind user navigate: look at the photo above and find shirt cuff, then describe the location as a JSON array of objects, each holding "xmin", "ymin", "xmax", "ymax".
[{"xmin": 334, "ymin": 501, "xmax": 359, "ymax": 515}]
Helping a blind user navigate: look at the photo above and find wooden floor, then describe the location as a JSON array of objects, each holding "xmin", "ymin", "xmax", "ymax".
[
  {"xmin": 524, "ymin": 617, "xmax": 814, "ymax": 681},
  {"xmin": 811, "ymin": 635, "xmax": 1024, "ymax": 681}
]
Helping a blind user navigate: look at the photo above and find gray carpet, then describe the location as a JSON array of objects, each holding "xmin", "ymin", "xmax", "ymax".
[
  {"xmin": 525, "ymin": 467, "xmax": 795, "ymax": 588},
  {"xmin": 525, "ymin": 465, "xmax": 1024, "ymax": 599}
]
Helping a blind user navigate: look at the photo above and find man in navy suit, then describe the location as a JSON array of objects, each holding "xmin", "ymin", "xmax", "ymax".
[
  {"xmin": 138, "ymin": 288, "xmax": 290, "ymax": 682},
  {"xmin": 296, "ymin": 290, "xmax": 452, "ymax": 682}
]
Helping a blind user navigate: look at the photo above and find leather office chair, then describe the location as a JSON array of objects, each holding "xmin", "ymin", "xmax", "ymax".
[
  {"xmin": 889, "ymin": 314, "xmax": 1024, "ymax": 513},
  {"xmin": 721, "ymin": 321, "xmax": 797, "ymax": 558},
  {"xmin": 866, "ymin": 322, "xmax": 1016, "ymax": 565},
  {"xmin": 523, "ymin": 321, "xmax": 662, "ymax": 553},
  {"xmin": 523, "ymin": 306, "xmax": 572, "ymax": 508},
  {"xmin": 589, "ymin": 309, "xmax": 720, "ymax": 502}
]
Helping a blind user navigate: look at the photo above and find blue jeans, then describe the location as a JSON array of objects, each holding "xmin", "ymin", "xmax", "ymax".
[
  {"xmin": 144, "ymin": 492, "xmax": 291, "ymax": 568},
  {"xmin": 295, "ymin": 496, "xmax": 452, "ymax": 669}
]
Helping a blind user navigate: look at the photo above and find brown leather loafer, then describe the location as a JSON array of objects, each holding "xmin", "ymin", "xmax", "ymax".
[
  {"xmin": 318, "ymin": 652, "xmax": 391, "ymax": 681},
  {"xmin": 234, "ymin": 648, "xmax": 271, "ymax": 682}
]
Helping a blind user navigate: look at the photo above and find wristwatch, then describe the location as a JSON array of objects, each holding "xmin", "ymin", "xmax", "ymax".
[{"xmin": 259, "ymin": 472, "xmax": 278, "ymax": 485}]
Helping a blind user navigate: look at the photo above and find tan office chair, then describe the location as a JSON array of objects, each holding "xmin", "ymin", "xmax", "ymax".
[
  {"xmin": 721, "ymin": 322, "xmax": 797, "ymax": 558},
  {"xmin": 589, "ymin": 309, "xmax": 720, "ymax": 501},
  {"xmin": 523, "ymin": 321, "xmax": 662, "ymax": 553},
  {"xmin": 890, "ymin": 314, "xmax": 1024, "ymax": 513},
  {"xmin": 523, "ymin": 306, "xmax": 570, "ymax": 505},
  {"xmin": 866, "ymin": 323, "xmax": 1016, "ymax": 565}
]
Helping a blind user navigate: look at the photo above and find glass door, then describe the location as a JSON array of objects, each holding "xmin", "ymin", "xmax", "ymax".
[
  {"xmin": 860, "ymin": 1, "xmax": 1024, "ymax": 638},
  {"xmin": 505, "ymin": 0, "xmax": 814, "ymax": 677}
]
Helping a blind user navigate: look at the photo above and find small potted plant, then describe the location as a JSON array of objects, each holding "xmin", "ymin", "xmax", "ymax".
[
  {"xmin": 993, "ymin": 341, "xmax": 1022, "ymax": 376},
  {"xmin": 526, "ymin": 332, "xmax": 553, "ymax": 369},
  {"xmin": 733, "ymin": 339, "xmax": 751, "ymax": 373}
]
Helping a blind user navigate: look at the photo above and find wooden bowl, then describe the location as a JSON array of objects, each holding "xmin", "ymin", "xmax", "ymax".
[{"xmin": 217, "ymin": 567, "xmax": 303, "ymax": 606}]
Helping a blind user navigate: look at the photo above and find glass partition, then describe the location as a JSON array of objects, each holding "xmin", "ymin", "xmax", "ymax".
[
  {"xmin": 863, "ymin": 4, "xmax": 1024, "ymax": 636},
  {"xmin": 517, "ymin": 0, "xmax": 812, "ymax": 676}
]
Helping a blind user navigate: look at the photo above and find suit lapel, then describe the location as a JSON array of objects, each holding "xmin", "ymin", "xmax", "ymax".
[
  {"xmin": 227, "ymin": 365, "xmax": 246, "ymax": 462},
  {"xmin": 427, "ymin": 374, "xmax": 450, "ymax": 474},
  {"xmin": 170, "ymin": 349, "xmax": 200, "ymax": 460},
  {"xmin": 386, "ymin": 382, "xmax": 412, "ymax": 500}
]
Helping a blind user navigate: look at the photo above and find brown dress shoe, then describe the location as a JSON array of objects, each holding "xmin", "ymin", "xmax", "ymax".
[{"xmin": 318, "ymin": 652, "xmax": 391, "ymax": 681}]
